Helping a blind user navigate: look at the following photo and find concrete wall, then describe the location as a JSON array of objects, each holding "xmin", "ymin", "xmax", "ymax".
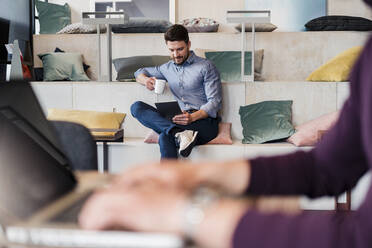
[
  {"xmin": 47, "ymin": 0, "xmax": 372, "ymax": 31},
  {"xmin": 328, "ymin": 0, "xmax": 372, "ymax": 19}
]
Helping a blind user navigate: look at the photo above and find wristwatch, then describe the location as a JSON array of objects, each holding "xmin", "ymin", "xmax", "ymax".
[{"xmin": 183, "ymin": 186, "xmax": 220, "ymax": 241}]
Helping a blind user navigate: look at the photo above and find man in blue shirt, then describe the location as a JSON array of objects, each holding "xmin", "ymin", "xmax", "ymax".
[{"xmin": 131, "ymin": 24, "xmax": 222, "ymax": 159}]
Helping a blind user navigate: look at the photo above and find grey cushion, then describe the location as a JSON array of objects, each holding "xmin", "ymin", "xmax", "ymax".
[
  {"xmin": 35, "ymin": 0, "xmax": 71, "ymax": 34},
  {"xmin": 54, "ymin": 47, "xmax": 90, "ymax": 72},
  {"xmin": 112, "ymin": 18, "xmax": 172, "ymax": 33},
  {"xmin": 113, "ymin": 55, "xmax": 170, "ymax": 81},
  {"xmin": 51, "ymin": 121, "xmax": 97, "ymax": 171},
  {"xmin": 205, "ymin": 50, "xmax": 264, "ymax": 82},
  {"xmin": 239, "ymin": 100, "xmax": 295, "ymax": 144},
  {"xmin": 235, "ymin": 23, "xmax": 277, "ymax": 32},
  {"xmin": 38, "ymin": 52, "xmax": 90, "ymax": 81}
]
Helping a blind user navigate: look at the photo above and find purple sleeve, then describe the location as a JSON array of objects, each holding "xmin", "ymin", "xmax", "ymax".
[
  {"xmin": 245, "ymin": 40, "xmax": 372, "ymax": 198},
  {"xmin": 231, "ymin": 37, "xmax": 372, "ymax": 248},
  {"xmin": 233, "ymin": 209, "xmax": 371, "ymax": 248},
  {"xmin": 232, "ymin": 85, "xmax": 371, "ymax": 248}
]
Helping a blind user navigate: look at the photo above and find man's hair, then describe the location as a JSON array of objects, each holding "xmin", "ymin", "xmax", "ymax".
[{"xmin": 164, "ymin": 24, "xmax": 189, "ymax": 44}]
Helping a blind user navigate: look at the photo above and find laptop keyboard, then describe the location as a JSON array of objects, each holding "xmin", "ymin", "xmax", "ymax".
[
  {"xmin": 5, "ymin": 192, "xmax": 184, "ymax": 248},
  {"xmin": 50, "ymin": 193, "xmax": 92, "ymax": 223},
  {"xmin": 6, "ymin": 227, "xmax": 183, "ymax": 248}
]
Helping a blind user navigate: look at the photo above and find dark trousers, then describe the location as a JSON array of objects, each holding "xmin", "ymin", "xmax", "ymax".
[{"xmin": 130, "ymin": 101, "xmax": 219, "ymax": 159}]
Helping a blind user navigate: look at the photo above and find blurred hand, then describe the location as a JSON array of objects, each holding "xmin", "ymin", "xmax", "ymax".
[
  {"xmin": 79, "ymin": 178, "xmax": 250, "ymax": 248},
  {"xmin": 113, "ymin": 159, "xmax": 251, "ymax": 196},
  {"xmin": 79, "ymin": 182, "xmax": 187, "ymax": 233},
  {"xmin": 172, "ymin": 111, "xmax": 193, "ymax": 125},
  {"xmin": 145, "ymin": 77, "xmax": 156, "ymax": 91}
]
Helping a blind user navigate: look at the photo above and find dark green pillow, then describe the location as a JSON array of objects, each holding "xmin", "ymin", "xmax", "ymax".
[
  {"xmin": 35, "ymin": 0, "xmax": 71, "ymax": 34},
  {"xmin": 239, "ymin": 101, "xmax": 295, "ymax": 144},
  {"xmin": 113, "ymin": 55, "xmax": 170, "ymax": 81},
  {"xmin": 205, "ymin": 51, "xmax": 251, "ymax": 82},
  {"xmin": 38, "ymin": 52, "xmax": 90, "ymax": 81},
  {"xmin": 205, "ymin": 50, "xmax": 264, "ymax": 82}
]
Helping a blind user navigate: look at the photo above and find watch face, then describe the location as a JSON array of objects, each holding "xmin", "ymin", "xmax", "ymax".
[{"xmin": 183, "ymin": 186, "xmax": 221, "ymax": 239}]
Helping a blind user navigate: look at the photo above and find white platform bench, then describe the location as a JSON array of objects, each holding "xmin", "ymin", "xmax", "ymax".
[{"xmin": 30, "ymin": 80, "xmax": 372, "ymax": 211}]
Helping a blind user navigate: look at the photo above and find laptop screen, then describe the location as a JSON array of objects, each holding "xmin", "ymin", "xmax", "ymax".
[{"xmin": 0, "ymin": 82, "xmax": 76, "ymax": 221}]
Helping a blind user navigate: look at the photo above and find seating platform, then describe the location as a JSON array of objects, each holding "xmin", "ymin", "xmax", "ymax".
[{"xmin": 96, "ymin": 138, "xmax": 312, "ymax": 172}]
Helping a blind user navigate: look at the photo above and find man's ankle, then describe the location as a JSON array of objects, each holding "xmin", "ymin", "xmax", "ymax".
[{"xmin": 170, "ymin": 127, "xmax": 184, "ymax": 136}]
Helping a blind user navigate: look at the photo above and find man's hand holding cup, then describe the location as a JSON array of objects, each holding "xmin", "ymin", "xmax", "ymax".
[{"xmin": 145, "ymin": 77, "xmax": 156, "ymax": 91}]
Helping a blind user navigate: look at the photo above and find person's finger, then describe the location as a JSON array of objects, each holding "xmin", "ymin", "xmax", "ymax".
[
  {"xmin": 174, "ymin": 118, "xmax": 189, "ymax": 123},
  {"xmin": 173, "ymin": 114, "xmax": 184, "ymax": 119},
  {"xmin": 112, "ymin": 164, "xmax": 159, "ymax": 187},
  {"xmin": 174, "ymin": 114, "xmax": 189, "ymax": 120},
  {"xmin": 79, "ymin": 193, "xmax": 115, "ymax": 230},
  {"xmin": 177, "ymin": 116, "xmax": 189, "ymax": 120},
  {"xmin": 174, "ymin": 119, "xmax": 188, "ymax": 124}
]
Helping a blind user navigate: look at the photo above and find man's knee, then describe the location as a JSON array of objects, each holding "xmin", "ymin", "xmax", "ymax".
[{"xmin": 130, "ymin": 101, "xmax": 145, "ymax": 117}]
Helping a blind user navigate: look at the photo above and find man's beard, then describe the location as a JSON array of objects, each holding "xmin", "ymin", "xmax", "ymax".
[{"xmin": 172, "ymin": 50, "xmax": 189, "ymax": 64}]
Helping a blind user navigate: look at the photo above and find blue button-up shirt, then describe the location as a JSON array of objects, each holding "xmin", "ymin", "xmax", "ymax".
[{"xmin": 134, "ymin": 51, "xmax": 222, "ymax": 118}]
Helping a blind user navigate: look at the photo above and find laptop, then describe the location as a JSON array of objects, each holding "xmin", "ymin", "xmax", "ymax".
[
  {"xmin": 0, "ymin": 82, "xmax": 183, "ymax": 248},
  {"xmin": 155, "ymin": 101, "xmax": 182, "ymax": 121}
]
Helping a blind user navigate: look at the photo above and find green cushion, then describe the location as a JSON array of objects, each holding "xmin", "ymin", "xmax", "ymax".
[
  {"xmin": 38, "ymin": 53, "xmax": 90, "ymax": 81},
  {"xmin": 205, "ymin": 51, "xmax": 252, "ymax": 82},
  {"xmin": 239, "ymin": 101, "xmax": 295, "ymax": 144},
  {"xmin": 35, "ymin": 0, "xmax": 71, "ymax": 34}
]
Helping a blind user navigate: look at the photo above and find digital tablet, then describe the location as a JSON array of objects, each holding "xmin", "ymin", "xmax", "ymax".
[{"xmin": 155, "ymin": 101, "xmax": 183, "ymax": 120}]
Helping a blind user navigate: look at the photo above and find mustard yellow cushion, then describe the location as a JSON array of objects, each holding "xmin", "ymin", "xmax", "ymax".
[
  {"xmin": 91, "ymin": 131, "xmax": 117, "ymax": 138},
  {"xmin": 307, "ymin": 46, "xmax": 363, "ymax": 82},
  {"xmin": 47, "ymin": 109, "xmax": 126, "ymax": 129}
]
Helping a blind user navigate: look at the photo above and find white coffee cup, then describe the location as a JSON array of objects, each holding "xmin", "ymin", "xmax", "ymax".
[{"xmin": 154, "ymin": 79, "xmax": 166, "ymax": 94}]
